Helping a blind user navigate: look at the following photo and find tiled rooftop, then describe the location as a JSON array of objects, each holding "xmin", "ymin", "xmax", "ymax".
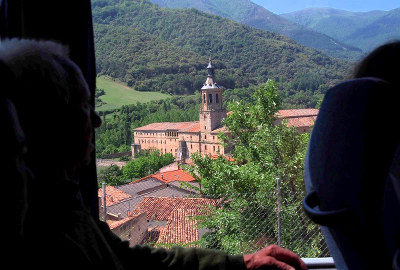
[
  {"xmin": 285, "ymin": 116, "xmax": 317, "ymax": 128},
  {"xmin": 211, "ymin": 125, "xmax": 228, "ymax": 134},
  {"xmin": 211, "ymin": 155, "xmax": 235, "ymax": 162},
  {"xmin": 135, "ymin": 197, "xmax": 219, "ymax": 246},
  {"xmin": 98, "ymin": 185, "xmax": 132, "ymax": 206},
  {"xmin": 157, "ymin": 209, "xmax": 200, "ymax": 246},
  {"xmin": 134, "ymin": 121, "xmax": 200, "ymax": 133},
  {"xmin": 120, "ymin": 178, "xmax": 165, "ymax": 196},
  {"xmin": 276, "ymin": 109, "xmax": 319, "ymax": 119},
  {"xmin": 108, "ymin": 215, "xmax": 137, "ymax": 230},
  {"xmin": 132, "ymin": 169, "xmax": 196, "ymax": 184},
  {"xmin": 105, "ymin": 183, "xmax": 198, "ymax": 219},
  {"xmin": 132, "ymin": 196, "xmax": 219, "ymax": 221}
]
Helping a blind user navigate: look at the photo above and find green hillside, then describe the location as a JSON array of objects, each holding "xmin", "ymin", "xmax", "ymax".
[
  {"xmin": 92, "ymin": 0, "xmax": 352, "ymax": 108},
  {"xmin": 149, "ymin": 0, "xmax": 362, "ymax": 60},
  {"xmin": 282, "ymin": 7, "xmax": 400, "ymax": 52},
  {"xmin": 96, "ymin": 76, "xmax": 171, "ymax": 112}
]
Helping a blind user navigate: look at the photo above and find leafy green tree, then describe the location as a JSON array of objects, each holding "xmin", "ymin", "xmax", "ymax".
[
  {"xmin": 97, "ymin": 164, "xmax": 125, "ymax": 187},
  {"xmin": 122, "ymin": 150, "xmax": 175, "ymax": 180},
  {"xmin": 186, "ymin": 80, "xmax": 326, "ymax": 257}
]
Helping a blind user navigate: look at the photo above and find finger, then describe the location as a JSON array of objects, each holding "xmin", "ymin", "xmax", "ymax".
[
  {"xmin": 264, "ymin": 256, "xmax": 295, "ymax": 270},
  {"xmin": 263, "ymin": 245, "xmax": 307, "ymax": 270}
]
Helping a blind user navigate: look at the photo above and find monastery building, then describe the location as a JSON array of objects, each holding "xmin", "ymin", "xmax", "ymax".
[{"xmin": 131, "ymin": 55, "xmax": 318, "ymax": 160}]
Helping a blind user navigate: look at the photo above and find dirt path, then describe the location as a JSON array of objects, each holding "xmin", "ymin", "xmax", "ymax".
[{"xmin": 96, "ymin": 159, "xmax": 128, "ymax": 168}]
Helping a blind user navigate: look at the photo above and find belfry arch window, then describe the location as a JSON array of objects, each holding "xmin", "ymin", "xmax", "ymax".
[
  {"xmin": 209, "ymin": 93, "xmax": 212, "ymax": 103},
  {"xmin": 203, "ymin": 94, "xmax": 206, "ymax": 103},
  {"xmin": 216, "ymin": 93, "xmax": 219, "ymax": 103}
]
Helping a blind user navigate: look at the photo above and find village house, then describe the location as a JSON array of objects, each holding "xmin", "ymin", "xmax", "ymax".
[
  {"xmin": 98, "ymin": 169, "xmax": 199, "ymax": 219},
  {"xmin": 98, "ymin": 169, "xmax": 204, "ymax": 246},
  {"xmin": 134, "ymin": 197, "xmax": 219, "ymax": 247},
  {"xmin": 98, "ymin": 183, "xmax": 217, "ymax": 247}
]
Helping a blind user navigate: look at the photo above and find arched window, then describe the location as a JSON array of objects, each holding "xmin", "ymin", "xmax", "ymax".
[
  {"xmin": 209, "ymin": 93, "xmax": 212, "ymax": 103},
  {"xmin": 216, "ymin": 93, "xmax": 219, "ymax": 103}
]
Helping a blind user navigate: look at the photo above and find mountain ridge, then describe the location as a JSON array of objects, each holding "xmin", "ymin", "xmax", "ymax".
[
  {"xmin": 282, "ymin": 7, "xmax": 400, "ymax": 52},
  {"xmin": 149, "ymin": 0, "xmax": 362, "ymax": 60}
]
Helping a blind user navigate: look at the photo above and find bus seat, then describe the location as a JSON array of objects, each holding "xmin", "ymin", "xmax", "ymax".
[{"xmin": 303, "ymin": 77, "xmax": 400, "ymax": 269}]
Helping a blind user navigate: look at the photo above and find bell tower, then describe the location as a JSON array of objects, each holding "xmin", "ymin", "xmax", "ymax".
[{"xmin": 199, "ymin": 51, "xmax": 226, "ymax": 134}]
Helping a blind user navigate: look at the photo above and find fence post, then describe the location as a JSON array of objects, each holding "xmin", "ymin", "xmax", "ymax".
[
  {"xmin": 102, "ymin": 182, "xmax": 107, "ymax": 221},
  {"xmin": 277, "ymin": 178, "xmax": 282, "ymax": 246}
]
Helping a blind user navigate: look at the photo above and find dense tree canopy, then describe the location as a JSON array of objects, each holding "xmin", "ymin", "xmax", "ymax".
[{"xmin": 122, "ymin": 150, "xmax": 175, "ymax": 180}]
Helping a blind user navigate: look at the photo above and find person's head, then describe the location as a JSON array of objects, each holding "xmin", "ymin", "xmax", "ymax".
[
  {"xmin": 0, "ymin": 38, "xmax": 101, "ymax": 179},
  {"xmin": 352, "ymin": 40, "xmax": 400, "ymax": 86}
]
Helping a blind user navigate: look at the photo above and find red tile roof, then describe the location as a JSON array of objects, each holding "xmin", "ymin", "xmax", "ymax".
[
  {"xmin": 211, "ymin": 155, "xmax": 235, "ymax": 162},
  {"xmin": 142, "ymin": 226, "xmax": 163, "ymax": 244},
  {"xmin": 276, "ymin": 109, "xmax": 319, "ymax": 119},
  {"xmin": 131, "ymin": 169, "xmax": 196, "ymax": 184},
  {"xmin": 275, "ymin": 109, "xmax": 318, "ymax": 129},
  {"xmin": 184, "ymin": 123, "xmax": 201, "ymax": 133},
  {"xmin": 211, "ymin": 125, "xmax": 228, "ymax": 134},
  {"xmin": 134, "ymin": 121, "xmax": 200, "ymax": 133},
  {"xmin": 157, "ymin": 209, "xmax": 200, "ymax": 246},
  {"xmin": 285, "ymin": 116, "xmax": 317, "ymax": 128},
  {"xmin": 98, "ymin": 185, "xmax": 132, "ymax": 206},
  {"xmin": 131, "ymin": 196, "xmax": 219, "ymax": 221},
  {"xmin": 108, "ymin": 215, "xmax": 137, "ymax": 230}
]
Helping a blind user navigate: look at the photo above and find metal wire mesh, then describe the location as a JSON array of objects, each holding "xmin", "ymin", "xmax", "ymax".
[{"xmin": 99, "ymin": 180, "xmax": 330, "ymax": 258}]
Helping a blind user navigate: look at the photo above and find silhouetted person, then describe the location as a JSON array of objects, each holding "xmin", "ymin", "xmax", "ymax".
[
  {"xmin": 304, "ymin": 40, "xmax": 400, "ymax": 270},
  {"xmin": 1, "ymin": 38, "xmax": 307, "ymax": 270},
  {"xmin": 352, "ymin": 40, "xmax": 400, "ymax": 85}
]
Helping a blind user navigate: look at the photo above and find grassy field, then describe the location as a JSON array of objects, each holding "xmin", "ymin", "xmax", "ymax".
[{"xmin": 96, "ymin": 76, "xmax": 171, "ymax": 112}]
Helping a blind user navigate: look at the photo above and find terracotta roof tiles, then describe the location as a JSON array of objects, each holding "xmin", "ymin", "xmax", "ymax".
[
  {"xmin": 157, "ymin": 209, "xmax": 199, "ymax": 246},
  {"xmin": 276, "ymin": 109, "xmax": 319, "ymax": 119},
  {"xmin": 134, "ymin": 121, "xmax": 199, "ymax": 132},
  {"xmin": 98, "ymin": 186, "xmax": 132, "ymax": 206},
  {"xmin": 131, "ymin": 196, "xmax": 219, "ymax": 221},
  {"xmin": 108, "ymin": 215, "xmax": 137, "ymax": 230},
  {"xmin": 285, "ymin": 116, "xmax": 317, "ymax": 128},
  {"xmin": 131, "ymin": 169, "xmax": 195, "ymax": 184}
]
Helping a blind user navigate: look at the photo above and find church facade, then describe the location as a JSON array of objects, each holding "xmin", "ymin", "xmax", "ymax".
[{"xmin": 132, "ymin": 54, "xmax": 228, "ymax": 160}]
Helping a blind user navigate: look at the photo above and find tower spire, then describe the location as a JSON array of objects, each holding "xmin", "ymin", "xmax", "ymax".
[
  {"xmin": 200, "ymin": 52, "xmax": 226, "ymax": 134},
  {"xmin": 206, "ymin": 50, "xmax": 216, "ymax": 81}
]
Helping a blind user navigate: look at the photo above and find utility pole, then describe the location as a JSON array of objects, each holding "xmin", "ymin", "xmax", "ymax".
[
  {"xmin": 102, "ymin": 182, "xmax": 107, "ymax": 222},
  {"xmin": 277, "ymin": 178, "xmax": 282, "ymax": 246}
]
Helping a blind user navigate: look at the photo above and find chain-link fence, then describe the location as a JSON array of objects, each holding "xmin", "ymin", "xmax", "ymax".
[{"xmin": 99, "ymin": 180, "xmax": 330, "ymax": 258}]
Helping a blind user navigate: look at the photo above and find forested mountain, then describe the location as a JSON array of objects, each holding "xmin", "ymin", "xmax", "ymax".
[
  {"xmin": 148, "ymin": 0, "xmax": 362, "ymax": 60},
  {"xmin": 282, "ymin": 7, "xmax": 400, "ymax": 52},
  {"xmin": 92, "ymin": 0, "xmax": 351, "ymax": 104}
]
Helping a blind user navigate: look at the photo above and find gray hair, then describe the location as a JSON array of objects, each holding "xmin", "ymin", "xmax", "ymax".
[
  {"xmin": 0, "ymin": 38, "xmax": 85, "ymax": 105},
  {"xmin": 0, "ymin": 38, "xmax": 89, "ymax": 169}
]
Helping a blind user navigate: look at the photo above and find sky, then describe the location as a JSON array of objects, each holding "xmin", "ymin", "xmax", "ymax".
[{"xmin": 251, "ymin": 0, "xmax": 400, "ymax": 14}]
